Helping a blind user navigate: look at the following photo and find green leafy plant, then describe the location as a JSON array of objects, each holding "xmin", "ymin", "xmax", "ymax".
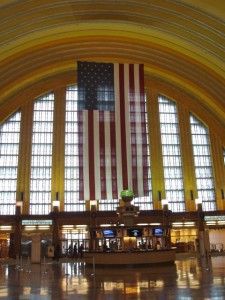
[{"xmin": 120, "ymin": 190, "xmax": 134, "ymax": 198}]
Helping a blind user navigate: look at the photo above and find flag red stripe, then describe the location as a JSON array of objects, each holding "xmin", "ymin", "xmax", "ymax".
[
  {"xmin": 78, "ymin": 111, "xmax": 84, "ymax": 200},
  {"xmin": 129, "ymin": 64, "xmax": 138, "ymax": 194},
  {"xmin": 119, "ymin": 64, "xmax": 128, "ymax": 190},
  {"xmin": 139, "ymin": 64, "xmax": 149, "ymax": 195},
  {"xmin": 88, "ymin": 110, "xmax": 95, "ymax": 199},
  {"xmin": 99, "ymin": 111, "xmax": 106, "ymax": 199},
  {"xmin": 110, "ymin": 111, "xmax": 118, "ymax": 198}
]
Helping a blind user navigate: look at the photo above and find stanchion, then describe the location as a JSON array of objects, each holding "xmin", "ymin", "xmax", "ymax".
[
  {"xmin": 65, "ymin": 262, "xmax": 70, "ymax": 276},
  {"xmin": 205, "ymin": 251, "xmax": 211, "ymax": 271},
  {"xmin": 19, "ymin": 255, "xmax": 23, "ymax": 271},
  {"xmin": 91, "ymin": 256, "xmax": 95, "ymax": 276},
  {"xmin": 15, "ymin": 255, "xmax": 20, "ymax": 270},
  {"xmin": 26, "ymin": 256, "xmax": 31, "ymax": 273},
  {"xmin": 42, "ymin": 256, "xmax": 47, "ymax": 275}
]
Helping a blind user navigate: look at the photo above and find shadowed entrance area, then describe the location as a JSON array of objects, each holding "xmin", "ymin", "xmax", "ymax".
[{"xmin": 1, "ymin": 254, "xmax": 225, "ymax": 299}]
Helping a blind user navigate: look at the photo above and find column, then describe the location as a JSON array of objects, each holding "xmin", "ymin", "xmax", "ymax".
[
  {"xmin": 13, "ymin": 202, "xmax": 22, "ymax": 258},
  {"xmin": 195, "ymin": 199, "xmax": 210, "ymax": 257}
]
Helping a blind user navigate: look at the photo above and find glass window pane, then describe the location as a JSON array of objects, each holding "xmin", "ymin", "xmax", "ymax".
[
  {"xmin": 30, "ymin": 92, "xmax": 54, "ymax": 215},
  {"xmin": 158, "ymin": 95, "xmax": 185, "ymax": 212},
  {"xmin": 0, "ymin": 111, "xmax": 21, "ymax": 215},
  {"xmin": 190, "ymin": 114, "xmax": 216, "ymax": 211},
  {"xmin": 65, "ymin": 86, "xmax": 85, "ymax": 212}
]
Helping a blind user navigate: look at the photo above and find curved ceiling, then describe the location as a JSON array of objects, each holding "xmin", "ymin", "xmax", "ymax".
[{"xmin": 0, "ymin": 0, "xmax": 225, "ymax": 138}]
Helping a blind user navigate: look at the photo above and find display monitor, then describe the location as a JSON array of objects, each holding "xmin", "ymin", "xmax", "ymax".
[
  {"xmin": 128, "ymin": 228, "xmax": 143, "ymax": 237},
  {"xmin": 153, "ymin": 228, "xmax": 164, "ymax": 236},
  {"xmin": 102, "ymin": 229, "xmax": 116, "ymax": 238}
]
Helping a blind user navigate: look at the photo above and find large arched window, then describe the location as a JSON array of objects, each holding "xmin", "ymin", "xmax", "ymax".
[
  {"xmin": 158, "ymin": 95, "xmax": 185, "ymax": 212},
  {"xmin": 132, "ymin": 94, "xmax": 152, "ymax": 210},
  {"xmin": 0, "ymin": 112, "xmax": 21, "ymax": 215},
  {"xmin": 65, "ymin": 86, "xmax": 85, "ymax": 212},
  {"xmin": 190, "ymin": 114, "xmax": 216, "ymax": 211},
  {"xmin": 30, "ymin": 93, "xmax": 54, "ymax": 214}
]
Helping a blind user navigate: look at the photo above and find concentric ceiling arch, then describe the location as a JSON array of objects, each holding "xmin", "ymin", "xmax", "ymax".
[{"xmin": 0, "ymin": 0, "xmax": 224, "ymax": 139}]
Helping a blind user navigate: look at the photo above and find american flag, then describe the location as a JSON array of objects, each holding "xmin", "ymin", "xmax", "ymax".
[{"xmin": 77, "ymin": 61, "xmax": 148, "ymax": 200}]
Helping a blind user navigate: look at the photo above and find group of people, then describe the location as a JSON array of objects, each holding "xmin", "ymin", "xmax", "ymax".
[
  {"xmin": 47, "ymin": 242, "xmax": 85, "ymax": 261},
  {"xmin": 102, "ymin": 240, "xmax": 118, "ymax": 252},
  {"xmin": 67, "ymin": 243, "xmax": 84, "ymax": 259},
  {"xmin": 138, "ymin": 241, "xmax": 162, "ymax": 250}
]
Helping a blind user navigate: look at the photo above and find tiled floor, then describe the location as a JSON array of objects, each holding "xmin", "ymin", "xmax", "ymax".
[{"xmin": 1, "ymin": 254, "xmax": 225, "ymax": 299}]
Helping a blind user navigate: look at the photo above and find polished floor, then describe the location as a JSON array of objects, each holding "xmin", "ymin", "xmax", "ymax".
[{"xmin": 1, "ymin": 254, "xmax": 225, "ymax": 300}]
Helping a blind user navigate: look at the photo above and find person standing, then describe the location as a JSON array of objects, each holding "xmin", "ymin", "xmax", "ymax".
[
  {"xmin": 78, "ymin": 244, "xmax": 84, "ymax": 259},
  {"xmin": 55, "ymin": 243, "xmax": 60, "ymax": 261},
  {"xmin": 67, "ymin": 244, "xmax": 72, "ymax": 257},
  {"xmin": 73, "ymin": 243, "xmax": 78, "ymax": 258},
  {"xmin": 103, "ymin": 241, "xmax": 108, "ymax": 252},
  {"xmin": 156, "ymin": 240, "xmax": 161, "ymax": 250}
]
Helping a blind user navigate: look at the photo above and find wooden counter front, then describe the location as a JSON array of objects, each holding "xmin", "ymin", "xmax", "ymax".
[{"xmin": 83, "ymin": 249, "xmax": 176, "ymax": 266}]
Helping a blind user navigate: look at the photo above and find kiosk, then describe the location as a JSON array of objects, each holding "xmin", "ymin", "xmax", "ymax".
[
  {"xmin": 84, "ymin": 225, "xmax": 176, "ymax": 266},
  {"xmin": 84, "ymin": 191, "xmax": 176, "ymax": 266}
]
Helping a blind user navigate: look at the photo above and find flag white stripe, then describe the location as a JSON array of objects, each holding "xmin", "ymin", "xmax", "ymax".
[
  {"xmin": 94, "ymin": 110, "xmax": 100, "ymax": 200},
  {"xmin": 124, "ymin": 64, "xmax": 133, "ymax": 191},
  {"xmin": 105, "ymin": 110, "xmax": 113, "ymax": 198},
  {"xmin": 114, "ymin": 63, "xmax": 123, "ymax": 195},
  {"xmin": 83, "ymin": 111, "xmax": 90, "ymax": 200},
  {"xmin": 134, "ymin": 64, "xmax": 144, "ymax": 195}
]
